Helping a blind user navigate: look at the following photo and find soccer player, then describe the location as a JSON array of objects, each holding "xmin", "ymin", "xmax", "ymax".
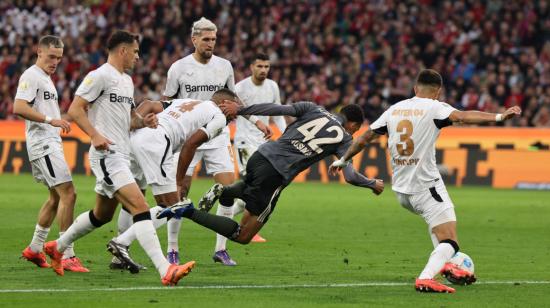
[
  {"xmin": 231, "ymin": 53, "xmax": 287, "ymax": 245},
  {"xmin": 329, "ymin": 69, "xmax": 522, "ymax": 293},
  {"xmin": 42, "ymin": 30, "xmax": 195, "ymax": 286},
  {"xmin": 107, "ymin": 90, "xmax": 245, "ymax": 273},
  {"xmin": 14, "ymin": 35, "xmax": 88, "ymax": 273},
  {"xmin": 162, "ymin": 17, "xmax": 268, "ymax": 266},
  {"xmin": 157, "ymin": 101, "xmax": 384, "ymax": 249}
]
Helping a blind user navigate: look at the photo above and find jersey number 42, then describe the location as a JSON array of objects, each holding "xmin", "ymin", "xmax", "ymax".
[{"xmin": 297, "ymin": 117, "xmax": 344, "ymax": 154}]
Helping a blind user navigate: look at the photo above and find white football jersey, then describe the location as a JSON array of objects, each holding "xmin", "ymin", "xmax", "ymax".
[
  {"xmin": 234, "ymin": 77, "xmax": 286, "ymax": 148},
  {"xmin": 159, "ymin": 99, "xmax": 226, "ymax": 152},
  {"xmin": 75, "ymin": 63, "xmax": 135, "ymax": 159},
  {"xmin": 370, "ymin": 97, "xmax": 457, "ymax": 194},
  {"xmin": 15, "ymin": 65, "xmax": 62, "ymax": 160},
  {"xmin": 164, "ymin": 54, "xmax": 234, "ymax": 149}
]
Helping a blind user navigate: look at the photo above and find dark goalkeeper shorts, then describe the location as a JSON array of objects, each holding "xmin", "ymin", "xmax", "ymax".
[{"xmin": 242, "ymin": 152, "xmax": 285, "ymax": 223}]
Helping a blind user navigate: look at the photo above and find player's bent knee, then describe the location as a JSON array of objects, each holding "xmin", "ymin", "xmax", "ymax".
[
  {"xmin": 440, "ymin": 239, "xmax": 459, "ymax": 254},
  {"xmin": 89, "ymin": 210, "xmax": 110, "ymax": 227}
]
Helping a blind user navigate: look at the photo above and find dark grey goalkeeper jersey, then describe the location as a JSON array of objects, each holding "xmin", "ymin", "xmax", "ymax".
[{"xmin": 238, "ymin": 101, "xmax": 352, "ymax": 185}]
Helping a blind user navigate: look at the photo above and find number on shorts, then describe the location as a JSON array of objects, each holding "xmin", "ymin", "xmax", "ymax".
[
  {"xmin": 296, "ymin": 117, "xmax": 344, "ymax": 154},
  {"xmin": 396, "ymin": 119, "xmax": 414, "ymax": 156}
]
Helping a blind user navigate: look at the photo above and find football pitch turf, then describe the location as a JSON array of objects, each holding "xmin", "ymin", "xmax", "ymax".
[{"xmin": 0, "ymin": 174, "xmax": 549, "ymax": 307}]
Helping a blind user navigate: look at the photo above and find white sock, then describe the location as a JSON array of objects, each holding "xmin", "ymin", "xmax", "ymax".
[
  {"xmin": 117, "ymin": 207, "xmax": 133, "ymax": 235},
  {"xmin": 134, "ymin": 219, "xmax": 170, "ymax": 277},
  {"xmin": 29, "ymin": 224, "xmax": 50, "ymax": 253},
  {"xmin": 57, "ymin": 211, "xmax": 97, "ymax": 252},
  {"xmin": 418, "ymin": 243, "xmax": 455, "ymax": 279},
  {"xmin": 60, "ymin": 231, "xmax": 75, "ymax": 259},
  {"xmin": 167, "ymin": 218, "xmax": 182, "ymax": 253},
  {"xmin": 232, "ymin": 198, "xmax": 246, "ymax": 216},
  {"xmin": 116, "ymin": 206, "xmax": 167, "ymax": 247},
  {"xmin": 215, "ymin": 203, "xmax": 234, "ymax": 252}
]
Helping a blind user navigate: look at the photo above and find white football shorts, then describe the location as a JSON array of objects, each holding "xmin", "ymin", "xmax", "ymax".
[
  {"xmin": 31, "ymin": 150, "xmax": 72, "ymax": 188},
  {"xmin": 394, "ymin": 180, "xmax": 456, "ymax": 230},
  {"xmin": 130, "ymin": 128, "xmax": 177, "ymax": 196},
  {"xmin": 90, "ymin": 154, "xmax": 135, "ymax": 199},
  {"xmin": 184, "ymin": 146, "xmax": 235, "ymax": 176}
]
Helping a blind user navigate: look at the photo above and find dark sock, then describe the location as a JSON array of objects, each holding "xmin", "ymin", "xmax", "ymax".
[
  {"xmin": 189, "ymin": 210, "xmax": 240, "ymax": 240},
  {"xmin": 219, "ymin": 181, "xmax": 246, "ymax": 206}
]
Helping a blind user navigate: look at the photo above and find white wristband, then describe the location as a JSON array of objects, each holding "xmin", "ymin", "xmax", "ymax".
[
  {"xmin": 495, "ymin": 114, "xmax": 503, "ymax": 122},
  {"xmin": 44, "ymin": 116, "xmax": 52, "ymax": 124}
]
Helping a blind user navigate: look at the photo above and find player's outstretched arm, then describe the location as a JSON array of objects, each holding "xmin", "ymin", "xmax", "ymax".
[
  {"xmin": 68, "ymin": 95, "xmax": 112, "ymax": 150},
  {"xmin": 329, "ymin": 128, "xmax": 381, "ymax": 175},
  {"xmin": 176, "ymin": 130, "xmax": 209, "ymax": 189},
  {"xmin": 341, "ymin": 164, "xmax": 384, "ymax": 195},
  {"xmin": 449, "ymin": 106, "xmax": 522, "ymax": 124},
  {"xmin": 14, "ymin": 99, "xmax": 71, "ymax": 133}
]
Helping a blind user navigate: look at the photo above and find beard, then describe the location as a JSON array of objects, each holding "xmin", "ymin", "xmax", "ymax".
[{"xmin": 200, "ymin": 50, "xmax": 213, "ymax": 59}]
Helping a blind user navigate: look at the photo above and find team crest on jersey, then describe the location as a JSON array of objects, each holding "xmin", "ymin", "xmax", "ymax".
[
  {"xmin": 18, "ymin": 81, "xmax": 29, "ymax": 90},
  {"xmin": 185, "ymin": 71, "xmax": 193, "ymax": 76},
  {"xmin": 83, "ymin": 77, "xmax": 94, "ymax": 86}
]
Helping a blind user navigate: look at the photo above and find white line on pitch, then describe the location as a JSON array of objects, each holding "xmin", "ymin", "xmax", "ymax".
[{"xmin": 0, "ymin": 281, "xmax": 549, "ymax": 293}]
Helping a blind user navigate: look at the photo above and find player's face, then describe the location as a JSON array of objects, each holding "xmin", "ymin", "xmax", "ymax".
[
  {"xmin": 193, "ymin": 31, "xmax": 216, "ymax": 60},
  {"xmin": 251, "ymin": 60, "xmax": 270, "ymax": 82},
  {"xmin": 37, "ymin": 45, "xmax": 63, "ymax": 75},
  {"xmin": 122, "ymin": 41, "xmax": 140, "ymax": 71}
]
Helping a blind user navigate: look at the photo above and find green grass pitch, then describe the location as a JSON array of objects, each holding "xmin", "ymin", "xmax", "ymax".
[{"xmin": 0, "ymin": 174, "xmax": 549, "ymax": 307}]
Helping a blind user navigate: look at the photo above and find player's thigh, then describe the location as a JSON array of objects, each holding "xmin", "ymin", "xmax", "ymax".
[
  {"xmin": 410, "ymin": 181, "xmax": 456, "ymax": 230},
  {"xmin": 236, "ymin": 210, "xmax": 265, "ymax": 243},
  {"xmin": 31, "ymin": 151, "xmax": 72, "ymax": 189},
  {"xmin": 114, "ymin": 182, "xmax": 150, "ymax": 214},
  {"xmin": 202, "ymin": 146, "xmax": 235, "ymax": 176},
  {"xmin": 89, "ymin": 155, "xmax": 136, "ymax": 199},
  {"xmin": 242, "ymin": 153, "xmax": 285, "ymax": 224},
  {"xmin": 53, "ymin": 180, "xmax": 76, "ymax": 202}
]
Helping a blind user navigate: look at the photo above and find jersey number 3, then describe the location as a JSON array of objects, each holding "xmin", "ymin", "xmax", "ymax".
[
  {"xmin": 297, "ymin": 117, "xmax": 343, "ymax": 154},
  {"xmin": 396, "ymin": 119, "xmax": 414, "ymax": 156}
]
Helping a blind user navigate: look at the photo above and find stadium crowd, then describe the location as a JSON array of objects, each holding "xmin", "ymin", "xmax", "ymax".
[{"xmin": 0, "ymin": 0, "xmax": 549, "ymax": 126}]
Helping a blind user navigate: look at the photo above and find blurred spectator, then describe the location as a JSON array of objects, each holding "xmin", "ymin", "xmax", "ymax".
[{"xmin": 0, "ymin": 0, "xmax": 548, "ymax": 127}]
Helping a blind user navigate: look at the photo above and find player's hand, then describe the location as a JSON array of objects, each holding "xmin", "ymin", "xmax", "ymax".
[
  {"xmin": 255, "ymin": 120, "xmax": 273, "ymax": 139},
  {"xmin": 329, "ymin": 158, "xmax": 350, "ymax": 175},
  {"xmin": 91, "ymin": 133, "xmax": 114, "ymax": 151},
  {"xmin": 219, "ymin": 99, "xmax": 240, "ymax": 119},
  {"xmin": 501, "ymin": 106, "xmax": 522, "ymax": 121},
  {"xmin": 143, "ymin": 113, "xmax": 158, "ymax": 128},
  {"xmin": 371, "ymin": 179, "xmax": 384, "ymax": 195},
  {"xmin": 50, "ymin": 119, "xmax": 71, "ymax": 134}
]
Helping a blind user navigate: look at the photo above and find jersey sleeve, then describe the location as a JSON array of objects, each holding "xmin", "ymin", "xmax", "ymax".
[
  {"xmin": 163, "ymin": 63, "xmax": 180, "ymax": 98},
  {"xmin": 369, "ymin": 109, "xmax": 390, "ymax": 135},
  {"xmin": 75, "ymin": 70, "xmax": 105, "ymax": 103},
  {"xmin": 335, "ymin": 137, "xmax": 353, "ymax": 158},
  {"xmin": 225, "ymin": 62, "xmax": 236, "ymax": 91},
  {"xmin": 199, "ymin": 113, "xmax": 226, "ymax": 141},
  {"xmin": 15, "ymin": 73, "xmax": 38, "ymax": 102},
  {"xmin": 433, "ymin": 102, "xmax": 457, "ymax": 129},
  {"xmin": 271, "ymin": 82, "xmax": 287, "ymax": 132}
]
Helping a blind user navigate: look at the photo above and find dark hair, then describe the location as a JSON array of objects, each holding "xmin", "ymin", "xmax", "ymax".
[
  {"xmin": 251, "ymin": 53, "xmax": 269, "ymax": 64},
  {"xmin": 38, "ymin": 35, "xmax": 64, "ymax": 48},
  {"xmin": 416, "ymin": 69, "xmax": 443, "ymax": 88},
  {"xmin": 212, "ymin": 88, "xmax": 238, "ymax": 100},
  {"xmin": 107, "ymin": 30, "xmax": 139, "ymax": 51},
  {"xmin": 341, "ymin": 104, "xmax": 364, "ymax": 124}
]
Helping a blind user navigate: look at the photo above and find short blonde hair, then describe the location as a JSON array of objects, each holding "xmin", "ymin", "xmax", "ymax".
[{"xmin": 191, "ymin": 17, "xmax": 217, "ymax": 37}]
